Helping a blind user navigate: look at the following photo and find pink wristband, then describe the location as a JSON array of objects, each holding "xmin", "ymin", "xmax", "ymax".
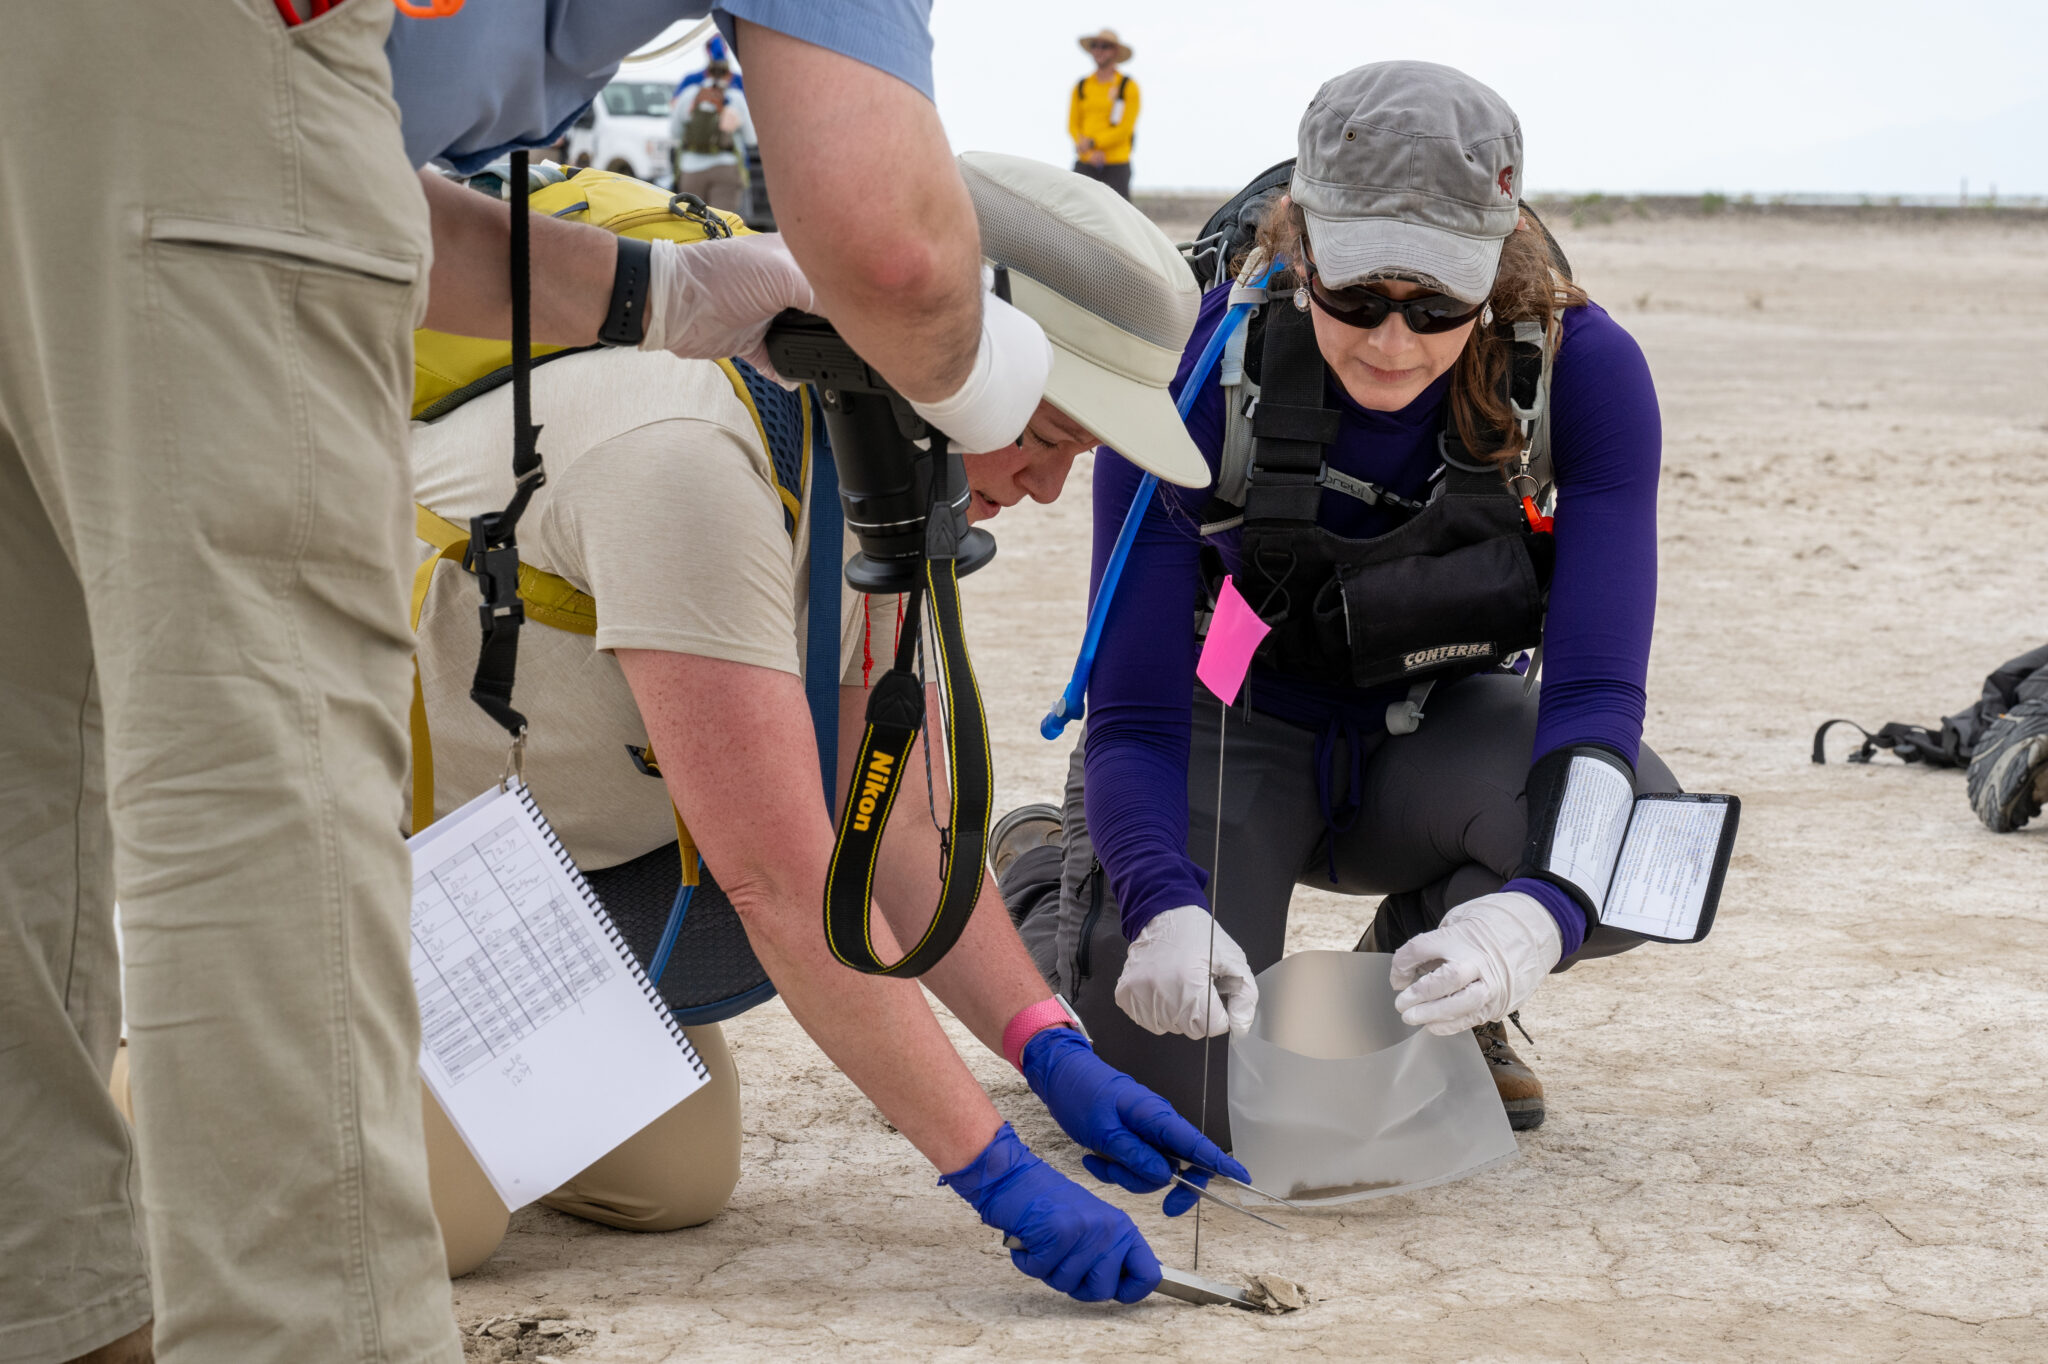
[{"xmin": 1002, "ymin": 998, "xmax": 1078, "ymax": 1071}]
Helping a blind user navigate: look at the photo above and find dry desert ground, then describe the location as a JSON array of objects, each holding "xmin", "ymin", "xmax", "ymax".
[{"xmin": 449, "ymin": 204, "xmax": 2048, "ymax": 1362}]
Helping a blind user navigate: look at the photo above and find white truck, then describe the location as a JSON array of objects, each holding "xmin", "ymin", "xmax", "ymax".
[{"xmin": 561, "ymin": 80, "xmax": 675, "ymax": 186}]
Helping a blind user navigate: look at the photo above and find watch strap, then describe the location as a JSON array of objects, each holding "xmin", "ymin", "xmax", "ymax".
[{"xmin": 597, "ymin": 235, "xmax": 654, "ymax": 347}]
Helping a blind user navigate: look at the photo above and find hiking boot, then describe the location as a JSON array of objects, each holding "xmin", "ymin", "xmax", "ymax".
[
  {"xmin": 989, "ymin": 802, "xmax": 1063, "ymax": 886},
  {"xmin": 1966, "ymin": 698, "xmax": 2048, "ymax": 833},
  {"xmin": 1475, "ymin": 1014, "xmax": 1545, "ymax": 1131}
]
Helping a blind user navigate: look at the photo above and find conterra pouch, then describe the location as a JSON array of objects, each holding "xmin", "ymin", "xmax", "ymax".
[{"xmin": 1228, "ymin": 951, "xmax": 1519, "ymax": 1203}]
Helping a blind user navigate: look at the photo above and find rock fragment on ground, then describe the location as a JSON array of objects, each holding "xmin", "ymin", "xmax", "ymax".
[
  {"xmin": 462, "ymin": 1311, "xmax": 594, "ymax": 1360},
  {"xmin": 1243, "ymin": 1273, "xmax": 1312, "ymax": 1313}
]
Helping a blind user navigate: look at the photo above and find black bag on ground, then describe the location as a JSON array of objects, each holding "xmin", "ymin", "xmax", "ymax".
[
  {"xmin": 1813, "ymin": 642, "xmax": 2048, "ymax": 832},
  {"xmin": 1813, "ymin": 642, "xmax": 2048, "ymax": 767}
]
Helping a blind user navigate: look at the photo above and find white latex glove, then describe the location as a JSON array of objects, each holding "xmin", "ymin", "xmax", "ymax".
[
  {"xmin": 906, "ymin": 292, "xmax": 1053, "ymax": 455},
  {"xmin": 1389, "ymin": 892, "xmax": 1563, "ymax": 1035},
  {"xmin": 1114, "ymin": 905, "xmax": 1259, "ymax": 1040},
  {"xmin": 640, "ymin": 232, "xmax": 814, "ymax": 381}
]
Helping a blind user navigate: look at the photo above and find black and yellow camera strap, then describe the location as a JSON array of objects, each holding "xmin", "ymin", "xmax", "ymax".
[{"xmin": 823, "ymin": 548, "xmax": 993, "ymax": 977}]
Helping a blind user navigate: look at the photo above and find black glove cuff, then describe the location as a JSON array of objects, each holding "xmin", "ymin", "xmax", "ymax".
[
  {"xmin": 596, "ymin": 235, "xmax": 654, "ymax": 347},
  {"xmin": 1517, "ymin": 742, "xmax": 1635, "ymax": 924}
]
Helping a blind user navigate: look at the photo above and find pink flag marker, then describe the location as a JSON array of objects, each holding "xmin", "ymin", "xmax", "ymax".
[{"xmin": 1196, "ymin": 575, "xmax": 1271, "ymax": 705}]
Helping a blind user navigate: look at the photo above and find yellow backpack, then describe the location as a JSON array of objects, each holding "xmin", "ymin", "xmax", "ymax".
[
  {"xmin": 413, "ymin": 167, "xmax": 748, "ymax": 421},
  {"xmin": 408, "ymin": 168, "xmax": 824, "ymax": 887}
]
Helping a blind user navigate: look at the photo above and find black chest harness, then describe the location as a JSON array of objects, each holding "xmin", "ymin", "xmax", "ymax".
[{"xmin": 1200, "ymin": 295, "xmax": 1558, "ymax": 704}]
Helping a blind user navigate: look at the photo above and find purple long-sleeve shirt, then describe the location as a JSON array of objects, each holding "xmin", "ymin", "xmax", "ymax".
[{"xmin": 1082, "ymin": 288, "xmax": 1663, "ymax": 954}]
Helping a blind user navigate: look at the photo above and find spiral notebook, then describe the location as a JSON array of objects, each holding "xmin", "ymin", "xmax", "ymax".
[{"xmin": 408, "ymin": 780, "xmax": 708, "ymax": 1210}]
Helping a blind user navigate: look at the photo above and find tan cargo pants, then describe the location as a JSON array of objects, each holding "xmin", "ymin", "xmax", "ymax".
[
  {"xmin": 111, "ymin": 1029, "xmax": 744, "ymax": 1283},
  {"xmin": 0, "ymin": 2, "xmax": 457, "ymax": 1360},
  {"xmin": 422, "ymin": 1024, "xmax": 744, "ymax": 1277}
]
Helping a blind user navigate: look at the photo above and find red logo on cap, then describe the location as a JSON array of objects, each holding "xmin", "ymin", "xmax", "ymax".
[{"xmin": 1498, "ymin": 165, "xmax": 1515, "ymax": 197}]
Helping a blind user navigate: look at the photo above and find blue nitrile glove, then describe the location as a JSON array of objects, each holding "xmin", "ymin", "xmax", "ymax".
[
  {"xmin": 1020, "ymin": 1027, "xmax": 1253, "ymax": 1218},
  {"xmin": 938, "ymin": 1123, "xmax": 1161, "ymax": 1304}
]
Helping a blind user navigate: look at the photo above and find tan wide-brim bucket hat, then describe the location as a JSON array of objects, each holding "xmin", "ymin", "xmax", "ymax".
[
  {"xmin": 1078, "ymin": 28, "xmax": 1133, "ymax": 63},
  {"xmin": 958, "ymin": 151, "xmax": 1208, "ymax": 489}
]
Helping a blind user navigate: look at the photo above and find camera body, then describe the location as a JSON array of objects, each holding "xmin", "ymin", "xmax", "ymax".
[{"xmin": 763, "ymin": 310, "xmax": 997, "ymax": 594}]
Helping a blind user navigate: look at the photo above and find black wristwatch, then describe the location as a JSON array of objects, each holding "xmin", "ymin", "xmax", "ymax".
[{"xmin": 597, "ymin": 235, "xmax": 654, "ymax": 347}]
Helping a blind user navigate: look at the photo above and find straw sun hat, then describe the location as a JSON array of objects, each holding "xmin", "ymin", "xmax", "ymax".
[{"xmin": 1077, "ymin": 28, "xmax": 1133, "ymax": 63}]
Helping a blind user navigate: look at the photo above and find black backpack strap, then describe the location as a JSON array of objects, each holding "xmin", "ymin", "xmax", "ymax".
[
  {"xmin": 1812, "ymin": 718, "xmax": 1881, "ymax": 764},
  {"xmin": 1434, "ymin": 317, "xmax": 1553, "ymax": 504},
  {"xmin": 1242, "ymin": 301, "xmax": 1339, "ymax": 525},
  {"xmin": 1812, "ymin": 717, "xmax": 1956, "ymax": 766},
  {"xmin": 464, "ymin": 149, "xmax": 547, "ymax": 756}
]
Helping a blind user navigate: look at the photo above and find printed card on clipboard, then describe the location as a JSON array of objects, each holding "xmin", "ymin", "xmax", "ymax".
[
  {"xmin": 1531, "ymin": 754, "xmax": 1740, "ymax": 945},
  {"xmin": 407, "ymin": 780, "xmax": 707, "ymax": 1209}
]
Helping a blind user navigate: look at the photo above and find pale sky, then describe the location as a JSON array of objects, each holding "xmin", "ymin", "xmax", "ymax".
[{"xmin": 633, "ymin": 2, "xmax": 2048, "ymax": 196}]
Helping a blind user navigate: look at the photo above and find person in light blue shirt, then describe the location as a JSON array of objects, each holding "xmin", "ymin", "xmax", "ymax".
[
  {"xmin": 395, "ymin": 1, "xmax": 1053, "ymax": 504},
  {"xmin": 386, "ymin": 2, "xmax": 928, "ymax": 175}
]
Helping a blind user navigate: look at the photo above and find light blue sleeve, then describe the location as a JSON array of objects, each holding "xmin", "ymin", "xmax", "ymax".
[
  {"xmin": 714, "ymin": 0, "xmax": 933, "ymax": 100},
  {"xmin": 388, "ymin": 0, "xmax": 933, "ymax": 173},
  {"xmin": 388, "ymin": 0, "xmax": 703, "ymax": 172}
]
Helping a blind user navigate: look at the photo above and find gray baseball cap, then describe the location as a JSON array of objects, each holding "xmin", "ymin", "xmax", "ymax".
[{"xmin": 1291, "ymin": 62, "xmax": 1523, "ymax": 304}]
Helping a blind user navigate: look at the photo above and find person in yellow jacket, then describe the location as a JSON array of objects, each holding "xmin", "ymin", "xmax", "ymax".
[{"xmin": 1069, "ymin": 28, "xmax": 1141, "ymax": 199}]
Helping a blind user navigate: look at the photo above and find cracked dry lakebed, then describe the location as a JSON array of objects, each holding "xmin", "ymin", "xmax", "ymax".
[{"xmin": 448, "ymin": 208, "xmax": 2048, "ymax": 1361}]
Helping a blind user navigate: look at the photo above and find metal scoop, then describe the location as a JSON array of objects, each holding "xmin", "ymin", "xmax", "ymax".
[{"xmin": 1001, "ymin": 1236, "xmax": 1260, "ymax": 1310}]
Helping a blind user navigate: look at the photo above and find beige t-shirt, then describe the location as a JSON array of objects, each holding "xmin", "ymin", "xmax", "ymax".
[{"xmin": 410, "ymin": 348, "xmax": 898, "ymax": 869}]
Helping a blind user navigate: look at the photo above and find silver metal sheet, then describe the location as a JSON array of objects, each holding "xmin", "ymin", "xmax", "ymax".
[{"xmin": 1154, "ymin": 1264, "xmax": 1259, "ymax": 1309}]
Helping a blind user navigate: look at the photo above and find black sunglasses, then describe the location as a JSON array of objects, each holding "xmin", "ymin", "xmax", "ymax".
[{"xmin": 1304, "ymin": 264, "xmax": 1483, "ymax": 334}]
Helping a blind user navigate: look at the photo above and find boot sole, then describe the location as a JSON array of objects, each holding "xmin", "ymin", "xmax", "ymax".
[
  {"xmin": 1504, "ymin": 1098, "xmax": 1546, "ymax": 1131},
  {"xmin": 1968, "ymin": 703, "xmax": 2048, "ymax": 832}
]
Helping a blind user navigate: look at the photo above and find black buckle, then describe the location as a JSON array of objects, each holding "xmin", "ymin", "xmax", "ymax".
[{"xmin": 466, "ymin": 513, "xmax": 526, "ymax": 635}]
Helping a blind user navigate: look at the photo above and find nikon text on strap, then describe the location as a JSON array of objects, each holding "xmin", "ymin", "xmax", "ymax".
[{"xmin": 820, "ymin": 453, "xmax": 993, "ymax": 977}]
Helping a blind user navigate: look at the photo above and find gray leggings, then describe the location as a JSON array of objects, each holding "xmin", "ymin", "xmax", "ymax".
[{"xmin": 1007, "ymin": 673, "xmax": 1679, "ymax": 1145}]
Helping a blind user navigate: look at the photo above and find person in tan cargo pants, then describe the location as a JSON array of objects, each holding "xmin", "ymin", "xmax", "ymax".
[{"xmin": 0, "ymin": 6, "xmax": 457, "ymax": 1362}]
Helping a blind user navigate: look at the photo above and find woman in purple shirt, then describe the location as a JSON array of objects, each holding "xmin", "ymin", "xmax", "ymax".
[{"xmin": 1000, "ymin": 61, "xmax": 1680, "ymax": 1141}]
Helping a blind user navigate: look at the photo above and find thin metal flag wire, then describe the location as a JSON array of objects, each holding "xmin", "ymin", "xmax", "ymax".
[{"xmin": 1194, "ymin": 695, "xmax": 1227, "ymax": 1271}]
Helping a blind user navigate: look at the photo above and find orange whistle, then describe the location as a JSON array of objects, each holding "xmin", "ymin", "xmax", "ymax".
[{"xmin": 1521, "ymin": 495, "xmax": 1554, "ymax": 535}]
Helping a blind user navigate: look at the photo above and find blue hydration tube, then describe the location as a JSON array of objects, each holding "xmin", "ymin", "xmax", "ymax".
[
  {"xmin": 646, "ymin": 854, "xmax": 703, "ymax": 990},
  {"xmin": 1039, "ymin": 260, "xmax": 1279, "ymax": 741}
]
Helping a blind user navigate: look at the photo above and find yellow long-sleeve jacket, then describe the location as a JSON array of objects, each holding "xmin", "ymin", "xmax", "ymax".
[{"xmin": 1068, "ymin": 71, "xmax": 1140, "ymax": 165}]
